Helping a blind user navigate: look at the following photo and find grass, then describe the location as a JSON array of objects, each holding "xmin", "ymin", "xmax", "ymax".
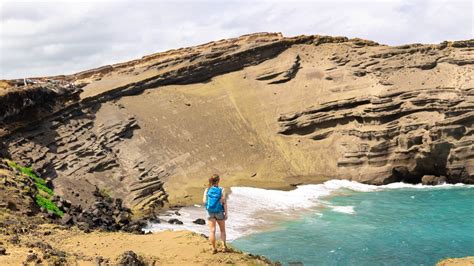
[
  {"xmin": 36, "ymin": 183, "xmax": 54, "ymax": 196},
  {"xmin": 35, "ymin": 194, "xmax": 64, "ymax": 217},
  {"xmin": 7, "ymin": 160, "xmax": 63, "ymax": 217}
]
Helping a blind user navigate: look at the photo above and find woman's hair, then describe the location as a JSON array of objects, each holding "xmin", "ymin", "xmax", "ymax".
[{"xmin": 208, "ymin": 174, "xmax": 220, "ymax": 188}]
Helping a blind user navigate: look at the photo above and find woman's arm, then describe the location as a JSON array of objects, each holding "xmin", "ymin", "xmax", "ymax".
[
  {"xmin": 221, "ymin": 188, "xmax": 228, "ymax": 219},
  {"xmin": 203, "ymin": 188, "xmax": 208, "ymax": 204}
]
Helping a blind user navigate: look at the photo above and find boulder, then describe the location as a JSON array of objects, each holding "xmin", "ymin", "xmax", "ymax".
[
  {"xmin": 95, "ymin": 256, "xmax": 109, "ymax": 265},
  {"xmin": 60, "ymin": 213, "xmax": 73, "ymax": 225},
  {"xmin": 116, "ymin": 250, "xmax": 145, "ymax": 266},
  {"xmin": 193, "ymin": 218, "xmax": 206, "ymax": 225},
  {"xmin": 422, "ymin": 175, "xmax": 447, "ymax": 185},
  {"xmin": 25, "ymin": 253, "xmax": 38, "ymax": 262},
  {"xmin": 0, "ymin": 247, "xmax": 6, "ymax": 255},
  {"xmin": 168, "ymin": 218, "xmax": 183, "ymax": 225},
  {"xmin": 9, "ymin": 235, "xmax": 19, "ymax": 245}
]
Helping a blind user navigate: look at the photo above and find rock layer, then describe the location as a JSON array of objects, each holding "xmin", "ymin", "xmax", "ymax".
[{"xmin": 278, "ymin": 87, "xmax": 473, "ymax": 184}]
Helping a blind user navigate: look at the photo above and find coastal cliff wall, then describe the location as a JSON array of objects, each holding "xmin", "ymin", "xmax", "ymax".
[{"xmin": 0, "ymin": 33, "xmax": 472, "ymax": 212}]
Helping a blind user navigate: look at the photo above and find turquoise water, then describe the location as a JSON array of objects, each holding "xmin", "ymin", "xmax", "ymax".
[{"xmin": 232, "ymin": 187, "xmax": 474, "ymax": 266}]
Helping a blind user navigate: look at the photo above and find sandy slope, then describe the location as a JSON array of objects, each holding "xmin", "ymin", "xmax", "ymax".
[{"xmin": 0, "ymin": 224, "xmax": 269, "ymax": 265}]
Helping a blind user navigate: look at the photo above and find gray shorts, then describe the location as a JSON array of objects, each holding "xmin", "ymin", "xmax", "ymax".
[{"xmin": 207, "ymin": 211, "xmax": 225, "ymax": 221}]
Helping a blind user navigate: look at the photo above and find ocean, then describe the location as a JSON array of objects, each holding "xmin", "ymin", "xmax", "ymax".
[{"xmin": 146, "ymin": 180, "xmax": 474, "ymax": 265}]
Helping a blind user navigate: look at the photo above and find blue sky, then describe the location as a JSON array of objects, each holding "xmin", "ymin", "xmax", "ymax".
[{"xmin": 1, "ymin": 0, "xmax": 472, "ymax": 79}]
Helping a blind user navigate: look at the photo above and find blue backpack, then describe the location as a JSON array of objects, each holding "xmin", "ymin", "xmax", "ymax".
[{"xmin": 206, "ymin": 186, "xmax": 223, "ymax": 213}]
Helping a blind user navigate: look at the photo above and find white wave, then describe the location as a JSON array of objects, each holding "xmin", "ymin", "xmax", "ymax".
[
  {"xmin": 330, "ymin": 205, "xmax": 356, "ymax": 214},
  {"xmin": 321, "ymin": 179, "xmax": 474, "ymax": 192},
  {"xmin": 145, "ymin": 179, "xmax": 474, "ymax": 240}
]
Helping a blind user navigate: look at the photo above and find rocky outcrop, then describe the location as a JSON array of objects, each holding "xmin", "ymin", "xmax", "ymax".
[
  {"xmin": 277, "ymin": 39, "xmax": 474, "ymax": 184},
  {"xmin": 0, "ymin": 83, "xmax": 82, "ymax": 137},
  {"xmin": 61, "ymin": 187, "xmax": 148, "ymax": 233},
  {"xmin": 0, "ymin": 159, "xmax": 147, "ymax": 233},
  {"xmin": 278, "ymin": 87, "xmax": 473, "ymax": 184},
  {"xmin": 256, "ymin": 54, "xmax": 302, "ymax": 84},
  {"xmin": 421, "ymin": 175, "xmax": 447, "ymax": 185},
  {"xmin": 2, "ymin": 105, "xmax": 158, "ymax": 207},
  {"xmin": 116, "ymin": 250, "xmax": 146, "ymax": 266}
]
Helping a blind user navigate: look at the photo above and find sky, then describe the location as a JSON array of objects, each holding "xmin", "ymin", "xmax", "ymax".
[{"xmin": 0, "ymin": 0, "xmax": 472, "ymax": 79}]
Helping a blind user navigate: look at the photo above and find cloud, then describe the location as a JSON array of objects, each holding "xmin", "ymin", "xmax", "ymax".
[{"xmin": 1, "ymin": 0, "xmax": 472, "ymax": 79}]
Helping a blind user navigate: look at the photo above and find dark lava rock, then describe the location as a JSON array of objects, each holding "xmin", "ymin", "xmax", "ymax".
[
  {"xmin": 122, "ymin": 219, "xmax": 147, "ymax": 234},
  {"xmin": 60, "ymin": 213, "xmax": 73, "ymax": 225},
  {"xmin": 0, "ymin": 247, "xmax": 6, "ymax": 255},
  {"xmin": 9, "ymin": 235, "xmax": 20, "ymax": 245},
  {"xmin": 95, "ymin": 256, "xmax": 109, "ymax": 265},
  {"xmin": 192, "ymin": 218, "xmax": 206, "ymax": 225},
  {"xmin": 64, "ymin": 187, "xmax": 144, "ymax": 233},
  {"xmin": 116, "ymin": 250, "xmax": 145, "ymax": 266},
  {"xmin": 26, "ymin": 253, "xmax": 38, "ymax": 262},
  {"xmin": 168, "ymin": 218, "xmax": 183, "ymax": 225},
  {"xmin": 288, "ymin": 261, "xmax": 304, "ymax": 266},
  {"xmin": 28, "ymin": 241, "xmax": 52, "ymax": 251},
  {"xmin": 148, "ymin": 215, "xmax": 160, "ymax": 224}
]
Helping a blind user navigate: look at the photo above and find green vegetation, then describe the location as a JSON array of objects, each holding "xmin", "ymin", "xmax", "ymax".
[
  {"xmin": 7, "ymin": 160, "xmax": 63, "ymax": 217},
  {"xmin": 35, "ymin": 194, "xmax": 64, "ymax": 217},
  {"xmin": 36, "ymin": 182, "xmax": 54, "ymax": 196}
]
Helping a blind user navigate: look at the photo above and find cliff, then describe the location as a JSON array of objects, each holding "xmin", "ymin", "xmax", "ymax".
[{"xmin": 0, "ymin": 32, "xmax": 472, "ymax": 212}]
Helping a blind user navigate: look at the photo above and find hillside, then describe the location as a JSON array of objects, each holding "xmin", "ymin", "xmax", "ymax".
[{"xmin": 0, "ymin": 32, "xmax": 473, "ymax": 213}]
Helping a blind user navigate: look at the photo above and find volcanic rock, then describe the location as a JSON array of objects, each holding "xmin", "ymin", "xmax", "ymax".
[
  {"xmin": 116, "ymin": 250, "xmax": 145, "ymax": 266},
  {"xmin": 25, "ymin": 253, "xmax": 38, "ymax": 262},
  {"xmin": 168, "ymin": 218, "xmax": 183, "ymax": 225},
  {"xmin": 421, "ymin": 175, "xmax": 447, "ymax": 185},
  {"xmin": 193, "ymin": 218, "xmax": 206, "ymax": 225}
]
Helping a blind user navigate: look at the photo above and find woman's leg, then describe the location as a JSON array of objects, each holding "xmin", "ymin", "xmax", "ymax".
[
  {"xmin": 216, "ymin": 219, "xmax": 227, "ymax": 249},
  {"xmin": 209, "ymin": 219, "xmax": 217, "ymax": 252}
]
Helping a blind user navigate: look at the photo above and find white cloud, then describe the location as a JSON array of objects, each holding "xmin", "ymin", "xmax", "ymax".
[{"xmin": 0, "ymin": 0, "xmax": 472, "ymax": 79}]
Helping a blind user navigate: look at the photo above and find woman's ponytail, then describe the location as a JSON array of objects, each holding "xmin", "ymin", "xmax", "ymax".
[{"xmin": 208, "ymin": 174, "xmax": 220, "ymax": 188}]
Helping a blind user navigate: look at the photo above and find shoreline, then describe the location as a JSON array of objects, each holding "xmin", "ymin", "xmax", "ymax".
[{"xmin": 151, "ymin": 180, "xmax": 474, "ymax": 239}]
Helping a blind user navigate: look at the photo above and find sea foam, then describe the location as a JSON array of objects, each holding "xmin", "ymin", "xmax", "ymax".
[{"xmin": 145, "ymin": 180, "xmax": 474, "ymax": 240}]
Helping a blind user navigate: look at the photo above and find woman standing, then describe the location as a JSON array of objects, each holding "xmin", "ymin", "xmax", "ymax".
[{"xmin": 203, "ymin": 174, "xmax": 228, "ymax": 254}]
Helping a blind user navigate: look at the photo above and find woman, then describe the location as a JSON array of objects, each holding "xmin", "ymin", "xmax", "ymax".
[{"xmin": 203, "ymin": 174, "xmax": 228, "ymax": 254}]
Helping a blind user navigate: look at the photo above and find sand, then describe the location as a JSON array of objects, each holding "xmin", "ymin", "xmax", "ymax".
[
  {"xmin": 436, "ymin": 257, "xmax": 474, "ymax": 266},
  {"xmin": 0, "ymin": 224, "xmax": 269, "ymax": 265}
]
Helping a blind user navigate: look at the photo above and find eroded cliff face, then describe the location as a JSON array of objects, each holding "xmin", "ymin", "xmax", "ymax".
[{"xmin": 0, "ymin": 33, "xmax": 472, "ymax": 212}]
